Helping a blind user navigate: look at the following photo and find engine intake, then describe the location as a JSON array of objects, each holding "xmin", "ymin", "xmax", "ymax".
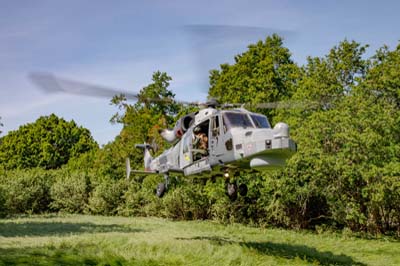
[{"xmin": 159, "ymin": 113, "xmax": 195, "ymax": 143}]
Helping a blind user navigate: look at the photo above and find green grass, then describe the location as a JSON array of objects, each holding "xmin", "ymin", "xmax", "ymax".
[{"xmin": 0, "ymin": 215, "xmax": 399, "ymax": 265}]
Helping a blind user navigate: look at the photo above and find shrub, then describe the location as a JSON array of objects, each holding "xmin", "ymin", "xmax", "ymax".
[
  {"xmin": 203, "ymin": 178, "xmax": 232, "ymax": 223},
  {"xmin": 50, "ymin": 170, "xmax": 91, "ymax": 213},
  {"xmin": 162, "ymin": 182, "xmax": 210, "ymax": 220},
  {"xmin": 87, "ymin": 178, "xmax": 128, "ymax": 215},
  {"xmin": 118, "ymin": 181, "xmax": 154, "ymax": 217},
  {"xmin": 363, "ymin": 163, "xmax": 400, "ymax": 235},
  {"xmin": 128, "ymin": 175, "xmax": 166, "ymax": 217},
  {"xmin": 0, "ymin": 185, "xmax": 7, "ymax": 218},
  {"xmin": 0, "ymin": 169, "xmax": 53, "ymax": 214}
]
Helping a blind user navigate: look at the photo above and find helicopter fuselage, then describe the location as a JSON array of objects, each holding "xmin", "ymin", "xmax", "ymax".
[{"xmin": 143, "ymin": 107, "xmax": 296, "ymax": 178}]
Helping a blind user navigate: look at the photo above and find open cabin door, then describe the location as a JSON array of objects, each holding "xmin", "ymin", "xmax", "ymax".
[
  {"xmin": 179, "ymin": 131, "xmax": 192, "ymax": 169},
  {"xmin": 209, "ymin": 114, "xmax": 225, "ymax": 165},
  {"xmin": 180, "ymin": 120, "xmax": 211, "ymax": 176}
]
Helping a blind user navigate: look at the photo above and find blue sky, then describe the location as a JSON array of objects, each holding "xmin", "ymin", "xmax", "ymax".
[{"xmin": 1, "ymin": 0, "xmax": 399, "ymax": 144}]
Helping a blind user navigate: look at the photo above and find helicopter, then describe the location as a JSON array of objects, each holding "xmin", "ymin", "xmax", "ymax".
[
  {"xmin": 29, "ymin": 72, "xmax": 297, "ymax": 199},
  {"xmin": 131, "ymin": 99, "xmax": 296, "ymax": 198}
]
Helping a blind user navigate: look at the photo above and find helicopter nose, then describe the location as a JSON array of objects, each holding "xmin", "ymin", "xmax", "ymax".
[{"xmin": 273, "ymin": 122, "xmax": 289, "ymax": 138}]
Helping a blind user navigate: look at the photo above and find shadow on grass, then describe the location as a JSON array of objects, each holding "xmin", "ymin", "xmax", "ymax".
[
  {"xmin": 177, "ymin": 236, "xmax": 366, "ymax": 266},
  {"xmin": 0, "ymin": 221, "xmax": 145, "ymax": 237},
  {"xmin": 0, "ymin": 246, "xmax": 177, "ymax": 266},
  {"xmin": 176, "ymin": 236, "xmax": 234, "ymax": 245},
  {"xmin": 242, "ymin": 241, "xmax": 366, "ymax": 266}
]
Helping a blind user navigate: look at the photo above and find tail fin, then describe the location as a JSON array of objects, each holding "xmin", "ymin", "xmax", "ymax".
[{"xmin": 135, "ymin": 143, "xmax": 154, "ymax": 171}]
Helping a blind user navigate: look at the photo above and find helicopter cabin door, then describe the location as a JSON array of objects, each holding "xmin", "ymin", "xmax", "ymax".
[
  {"xmin": 181, "ymin": 120, "xmax": 211, "ymax": 176},
  {"xmin": 180, "ymin": 131, "xmax": 193, "ymax": 169},
  {"xmin": 208, "ymin": 114, "xmax": 225, "ymax": 165}
]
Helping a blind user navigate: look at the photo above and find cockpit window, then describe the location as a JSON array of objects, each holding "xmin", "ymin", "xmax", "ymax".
[
  {"xmin": 223, "ymin": 112, "xmax": 254, "ymax": 130},
  {"xmin": 251, "ymin": 114, "xmax": 271, "ymax": 128}
]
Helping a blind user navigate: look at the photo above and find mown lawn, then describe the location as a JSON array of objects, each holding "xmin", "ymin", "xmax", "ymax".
[{"xmin": 0, "ymin": 215, "xmax": 399, "ymax": 266}]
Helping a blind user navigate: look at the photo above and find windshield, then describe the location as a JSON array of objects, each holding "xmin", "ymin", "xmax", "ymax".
[
  {"xmin": 251, "ymin": 114, "xmax": 270, "ymax": 128},
  {"xmin": 223, "ymin": 112, "xmax": 253, "ymax": 130}
]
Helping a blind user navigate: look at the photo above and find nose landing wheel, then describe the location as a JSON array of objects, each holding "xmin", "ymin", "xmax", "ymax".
[
  {"xmin": 238, "ymin": 183, "xmax": 248, "ymax": 196},
  {"xmin": 226, "ymin": 183, "xmax": 238, "ymax": 200},
  {"xmin": 226, "ymin": 182, "xmax": 248, "ymax": 200}
]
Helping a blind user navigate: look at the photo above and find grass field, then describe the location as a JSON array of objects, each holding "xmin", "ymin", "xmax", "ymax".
[{"xmin": 0, "ymin": 215, "xmax": 399, "ymax": 266}]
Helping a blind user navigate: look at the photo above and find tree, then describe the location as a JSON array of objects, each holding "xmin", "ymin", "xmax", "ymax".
[
  {"xmin": 275, "ymin": 40, "xmax": 370, "ymax": 133},
  {"xmin": 0, "ymin": 114, "xmax": 98, "ymax": 170},
  {"xmin": 266, "ymin": 41, "xmax": 400, "ymax": 232},
  {"xmin": 297, "ymin": 40, "xmax": 367, "ymax": 99},
  {"xmin": 99, "ymin": 71, "xmax": 183, "ymax": 176},
  {"xmin": 363, "ymin": 44, "xmax": 400, "ymax": 108},
  {"xmin": 0, "ymin": 116, "xmax": 3, "ymax": 136},
  {"xmin": 208, "ymin": 34, "xmax": 300, "ymax": 122}
]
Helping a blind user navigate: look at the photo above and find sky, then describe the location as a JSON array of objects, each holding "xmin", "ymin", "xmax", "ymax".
[{"xmin": 1, "ymin": 0, "xmax": 399, "ymax": 145}]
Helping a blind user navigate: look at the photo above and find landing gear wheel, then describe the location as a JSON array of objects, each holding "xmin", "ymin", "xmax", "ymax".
[
  {"xmin": 238, "ymin": 184, "xmax": 248, "ymax": 196},
  {"xmin": 156, "ymin": 183, "xmax": 166, "ymax": 198},
  {"xmin": 226, "ymin": 183, "xmax": 238, "ymax": 200}
]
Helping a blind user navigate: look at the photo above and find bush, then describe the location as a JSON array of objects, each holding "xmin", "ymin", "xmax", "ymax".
[
  {"xmin": 0, "ymin": 169, "xmax": 53, "ymax": 214},
  {"xmin": 0, "ymin": 185, "xmax": 7, "ymax": 218},
  {"xmin": 162, "ymin": 182, "xmax": 210, "ymax": 220},
  {"xmin": 50, "ymin": 170, "xmax": 91, "ymax": 213},
  {"xmin": 203, "ymin": 178, "xmax": 232, "ymax": 223},
  {"xmin": 259, "ymin": 156, "xmax": 332, "ymax": 229},
  {"xmin": 0, "ymin": 114, "xmax": 98, "ymax": 170},
  {"xmin": 87, "ymin": 178, "xmax": 128, "ymax": 215},
  {"xmin": 205, "ymin": 176, "xmax": 264, "ymax": 225},
  {"xmin": 129, "ymin": 175, "xmax": 165, "ymax": 217},
  {"xmin": 363, "ymin": 163, "xmax": 400, "ymax": 235},
  {"xmin": 118, "ymin": 181, "xmax": 155, "ymax": 217}
]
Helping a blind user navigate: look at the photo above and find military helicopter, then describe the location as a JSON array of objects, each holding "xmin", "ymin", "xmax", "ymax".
[
  {"xmin": 131, "ymin": 98, "xmax": 297, "ymax": 198},
  {"xmin": 29, "ymin": 72, "xmax": 297, "ymax": 199}
]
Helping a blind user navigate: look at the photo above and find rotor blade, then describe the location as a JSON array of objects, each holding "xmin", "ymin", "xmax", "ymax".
[
  {"xmin": 222, "ymin": 100, "xmax": 321, "ymax": 110},
  {"xmin": 183, "ymin": 24, "xmax": 295, "ymax": 94},
  {"xmin": 29, "ymin": 72, "xmax": 202, "ymax": 105},
  {"xmin": 29, "ymin": 72, "xmax": 139, "ymax": 100},
  {"xmin": 253, "ymin": 100, "xmax": 320, "ymax": 109},
  {"xmin": 184, "ymin": 24, "xmax": 294, "ymax": 42}
]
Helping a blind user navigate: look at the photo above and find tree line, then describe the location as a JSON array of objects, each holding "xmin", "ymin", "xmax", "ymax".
[{"xmin": 0, "ymin": 35, "xmax": 399, "ymax": 236}]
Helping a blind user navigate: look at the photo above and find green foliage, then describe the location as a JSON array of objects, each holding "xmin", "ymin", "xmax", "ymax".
[
  {"xmin": 87, "ymin": 178, "xmax": 129, "ymax": 215},
  {"xmin": 0, "ymin": 114, "xmax": 98, "ymax": 170},
  {"xmin": 267, "ymin": 41, "xmax": 400, "ymax": 232},
  {"xmin": 118, "ymin": 181, "xmax": 149, "ymax": 216},
  {"xmin": 0, "ymin": 168, "xmax": 53, "ymax": 214},
  {"xmin": 275, "ymin": 40, "xmax": 370, "ymax": 131},
  {"xmin": 203, "ymin": 176, "xmax": 261, "ymax": 225},
  {"xmin": 364, "ymin": 44, "xmax": 400, "ymax": 107},
  {"xmin": 91, "ymin": 141, "xmax": 127, "ymax": 180},
  {"xmin": 0, "ymin": 185, "xmax": 6, "ymax": 218},
  {"xmin": 109, "ymin": 71, "xmax": 181, "ymax": 172},
  {"xmin": 209, "ymin": 34, "xmax": 300, "ymax": 121},
  {"xmin": 65, "ymin": 149, "xmax": 97, "ymax": 172},
  {"xmin": 50, "ymin": 170, "xmax": 91, "ymax": 213},
  {"xmin": 119, "ymin": 175, "xmax": 171, "ymax": 217},
  {"xmin": 208, "ymin": 36, "xmax": 400, "ymax": 234},
  {"xmin": 1, "ymin": 36, "xmax": 400, "ymax": 238},
  {"xmin": 162, "ymin": 181, "xmax": 210, "ymax": 220},
  {"xmin": 364, "ymin": 162, "xmax": 400, "ymax": 235}
]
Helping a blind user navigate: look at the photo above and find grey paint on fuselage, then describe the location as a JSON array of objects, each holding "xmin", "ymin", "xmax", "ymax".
[{"xmin": 148, "ymin": 107, "xmax": 296, "ymax": 177}]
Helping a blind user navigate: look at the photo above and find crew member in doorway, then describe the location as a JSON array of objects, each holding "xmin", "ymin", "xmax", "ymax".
[{"xmin": 193, "ymin": 126, "xmax": 208, "ymax": 160}]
